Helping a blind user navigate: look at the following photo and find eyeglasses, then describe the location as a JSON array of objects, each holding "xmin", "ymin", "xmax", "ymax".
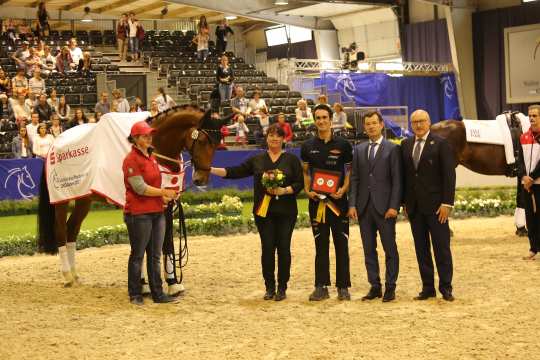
[{"xmin": 411, "ymin": 119, "xmax": 428, "ymax": 125}]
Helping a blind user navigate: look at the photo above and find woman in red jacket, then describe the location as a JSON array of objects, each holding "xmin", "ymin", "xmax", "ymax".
[
  {"xmin": 276, "ymin": 113, "xmax": 293, "ymax": 143},
  {"xmin": 122, "ymin": 121, "xmax": 179, "ymax": 305}
]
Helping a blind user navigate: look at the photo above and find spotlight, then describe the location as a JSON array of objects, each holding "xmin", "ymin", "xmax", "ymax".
[
  {"xmin": 274, "ymin": 0, "xmax": 288, "ymax": 5},
  {"xmin": 81, "ymin": 6, "xmax": 93, "ymax": 22},
  {"xmin": 161, "ymin": 6, "xmax": 168, "ymax": 16},
  {"xmin": 224, "ymin": 15, "xmax": 237, "ymax": 20}
]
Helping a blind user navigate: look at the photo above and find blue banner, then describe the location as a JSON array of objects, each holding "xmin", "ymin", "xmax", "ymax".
[
  {"xmin": 320, "ymin": 72, "xmax": 461, "ymax": 126},
  {"xmin": 0, "ymin": 158, "xmax": 44, "ymax": 200}
]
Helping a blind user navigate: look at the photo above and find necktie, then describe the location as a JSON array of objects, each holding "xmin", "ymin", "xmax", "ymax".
[
  {"xmin": 413, "ymin": 138, "xmax": 424, "ymax": 169},
  {"xmin": 368, "ymin": 142, "xmax": 377, "ymax": 163}
]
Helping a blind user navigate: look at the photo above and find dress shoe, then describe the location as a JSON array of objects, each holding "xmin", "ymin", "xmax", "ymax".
[
  {"xmin": 361, "ymin": 287, "xmax": 382, "ymax": 301},
  {"xmin": 263, "ymin": 289, "xmax": 275, "ymax": 300},
  {"xmin": 441, "ymin": 292, "xmax": 455, "ymax": 302},
  {"xmin": 274, "ymin": 289, "xmax": 286, "ymax": 301},
  {"xmin": 382, "ymin": 288, "xmax": 396, "ymax": 302},
  {"xmin": 413, "ymin": 291, "xmax": 436, "ymax": 300},
  {"xmin": 153, "ymin": 294, "xmax": 180, "ymax": 304},
  {"xmin": 130, "ymin": 296, "xmax": 144, "ymax": 306},
  {"xmin": 309, "ymin": 286, "xmax": 329, "ymax": 301},
  {"xmin": 337, "ymin": 288, "xmax": 351, "ymax": 301}
]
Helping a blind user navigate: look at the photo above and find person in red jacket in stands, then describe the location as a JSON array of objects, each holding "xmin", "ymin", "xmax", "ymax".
[{"xmin": 276, "ymin": 113, "xmax": 293, "ymax": 143}]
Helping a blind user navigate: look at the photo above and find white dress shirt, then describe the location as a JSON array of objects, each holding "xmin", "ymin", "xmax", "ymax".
[
  {"xmin": 368, "ymin": 135, "xmax": 384, "ymax": 158},
  {"xmin": 412, "ymin": 130, "xmax": 430, "ymax": 160}
]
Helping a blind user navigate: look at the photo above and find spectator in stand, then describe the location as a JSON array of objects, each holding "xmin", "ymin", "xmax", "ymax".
[
  {"xmin": 215, "ymin": 19, "xmax": 234, "ymax": 55},
  {"xmin": 154, "ymin": 87, "xmax": 176, "ymax": 112},
  {"xmin": 11, "ymin": 68, "xmax": 28, "ymax": 95},
  {"xmin": 56, "ymin": 46, "xmax": 74, "ymax": 74},
  {"xmin": 5, "ymin": 19, "xmax": 16, "ymax": 47},
  {"xmin": 37, "ymin": 2, "xmax": 50, "ymax": 38},
  {"xmin": 248, "ymin": 90, "xmax": 269, "ymax": 134},
  {"xmin": 129, "ymin": 102, "xmax": 138, "ymax": 113},
  {"xmin": 95, "ymin": 112, "xmax": 102, "ymax": 122},
  {"xmin": 217, "ymin": 54, "xmax": 234, "ymax": 102},
  {"xmin": 227, "ymin": 115, "xmax": 249, "ymax": 147},
  {"xmin": 231, "ymin": 86, "xmax": 249, "ymax": 119},
  {"xmin": 276, "ymin": 113, "xmax": 293, "ymax": 143},
  {"xmin": 26, "ymin": 112, "xmax": 40, "ymax": 143},
  {"xmin": 94, "ymin": 92, "xmax": 110, "ymax": 115},
  {"xmin": 40, "ymin": 45, "xmax": 56, "ymax": 75},
  {"xmin": 149, "ymin": 99, "xmax": 159, "ymax": 117},
  {"xmin": 25, "ymin": 47, "xmax": 41, "ymax": 77},
  {"xmin": 12, "ymin": 125, "xmax": 33, "ymax": 159},
  {"xmin": 33, "ymin": 122, "xmax": 54, "ymax": 158},
  {"xmin": 127, "ymin": 13, "xmax": 140, "ymax": 61},
  {"xmin": 67, "ymin": 108, "xmax": 88, "ymax": 128},
  {"xmin": 11, "ymin": 41, "xmax": 30, "ymax": 71},
  {"xmin": 316, "ymin": 94, "xmax": 328, "ymax": 106},
  {"xmin": 69, "ymin": 38, "xmax": 83, "ymax": 66},
  {"xmin": 78, "ymin": 51, "xmax": 92, "ymax": 75},
  {"xmin": 88, "ymin": 116, "xmax": 96, "ymax": 123},
  {"xmin": 112, "ymin": 89, "xmax": 130, "ymax": 113},
  {"xmin": 25, "ymin": 90, "xmax": 37, "ymax": 111},
  {"xmin": 198, "ymin": 15, "xmax": 209, "ymax": 36},
  {"xmin": 332, "ymin": 102, "xmax": 348, "ymax": 132},
  {"xmin": 193, "ymin": 30, "xmax": 209, "ymax": 62},
  {"xmin": 56, "ymin": 95, "xmax": 71, "ymax": 122},
  {"xmin": 35, "ymin": 40, "xmax": 45, "ymax": 57},
  {"xmin": 10, "ymin": 89, "xmax": 31, "ymax": 125},
  {"xmin": 134, "ymin": 96, "xmax": 144, "ymax": 112},
  {"xmin": 47, "ymin": 88, "xmax": 58, "ymax": 112},
  {"xmin": 117, "ymin": 13, "xmax": 129, "ymax": 62},
  {"xmin": 28, "ymin": 67, "xmax": 45, "ymax": 95},
  {"xmin": 0, "ymin": 69, "xmax": 10, "ymax": 117},
  {"xmin": 34, "ymin": 93, "xmax": 52, "ymax": 122},
  {"xmin": 295, "ymin": 99, "xmax": 313, "ymax": 127},
  {"xmin": 49, "ymin": 113, "xmax": 63, "ymax": 137}
]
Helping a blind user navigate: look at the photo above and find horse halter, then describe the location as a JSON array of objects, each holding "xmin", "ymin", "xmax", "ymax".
[{"xmin": 186, "ymin": 127, "xmax": 221, "ymax": 172}]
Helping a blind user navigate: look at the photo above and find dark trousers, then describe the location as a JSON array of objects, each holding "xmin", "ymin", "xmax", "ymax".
[
  {"xmin": 125, "ymin": 213, "xmax": 165, "ymax": 300},
  {"xmin": 409, "ymin": 212, "xmax": 453, "ymax": 294},
  {"xmin": 524, "ymin": 185, "xmax": 540, "ymax": 253},
  {"xmin": 358, "ymin": 199, "xmax": 399, "ymax": 290},
  {"xmin": 309, "ymin": 203, "xmax": 351, "ymax": 288},
  {"xmin": 255, "ymin": 213, "xmax": 296, "ymax": 291},
  {"xmin": 216, "ymin": 40, "xmax": 227, "ymax": 54}
]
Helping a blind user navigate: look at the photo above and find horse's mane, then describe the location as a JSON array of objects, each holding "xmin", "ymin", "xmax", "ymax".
[{"xmin": 148, "ymin": 104, "xmax": 204, "ymax": 131}]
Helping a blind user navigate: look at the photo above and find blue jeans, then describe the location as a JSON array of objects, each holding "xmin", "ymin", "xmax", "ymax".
[
  {"xmin": 198, "ymin": 49, "xmax": 209, "ymax": 61},
  {"xmin": 129, "ymin": 37, "xmax": 139, "ymax": 54},
  {"xmin": 219, "ymin": 83, "xmax": 232, "ymax": 102},
  {"xmin": 124, "ymin": 212, "xmax": 165, "ymax": 300}
]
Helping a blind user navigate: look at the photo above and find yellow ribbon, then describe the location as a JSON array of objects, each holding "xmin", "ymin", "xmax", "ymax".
[
  {"xmin": 314, "ymin": 199, "xmax": 341, "ymax": 223},
  {"xmin": 256, "ymin": 194, "xmax": 272, "ymax": 218}
]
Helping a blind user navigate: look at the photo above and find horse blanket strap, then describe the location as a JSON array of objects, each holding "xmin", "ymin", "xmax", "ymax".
[{"xmin": 45, "ymin": 111, "xmax": 151, "ymax": 205}]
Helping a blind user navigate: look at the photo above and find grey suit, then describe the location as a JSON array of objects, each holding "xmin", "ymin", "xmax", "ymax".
[{"xmin": 349, "ymin": 138, "xmax": 402, "ymax": 290}]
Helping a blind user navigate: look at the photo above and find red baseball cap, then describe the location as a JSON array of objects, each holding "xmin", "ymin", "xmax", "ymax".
[{"xmin": 130, "ymin": 121, "xmax": 156, "ymax": 136}]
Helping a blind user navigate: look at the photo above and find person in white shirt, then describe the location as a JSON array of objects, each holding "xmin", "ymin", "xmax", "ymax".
[
  {"xmin": 10, "ymin": 89, "xmax": 31, "ymax": 125},
  {"xmin": 248, "ymin": 90, "xmax": 269, "ymax": 134},
  {"xmin": 69, "ymin": 38, "xmax": 83, "ymax": 65},
  {"xmin": 227, "ymin": 115, "xmax": 249, "ymax": 147},
  {"xmin": 26, "ymin": 112, "xmax": 40, "ymax": 144},
  {"xmin": 154, "ymin": 87, "xmax": 176, "ymax": 112},
  {"xmin": 332, "ymin": 102, "xmax": 348, "ymax": 132},
  {"xmin": 33, "ymin": 123, "xmax": 55, "ymax": 158},
  {"xmin": 112, "ymin": 89, "xmax": 130, "ymax": 113},
  {"xmin": 47, "ymin": 88, "xmax": 59, "ymax": 112},
  {"xmin": 25, "ymin": 90, "xmax": 37, "ymax": 111},
  {"xmin": 28, "ymin": 67, "xmax": 46, "ymax": 96},
  {"xmin": 127, "ymin": 13, "xmax": 140, "ymax": 61},
  {"xmin": 40, "ymin": 44, "xmax": 56, "ymax": 74}
]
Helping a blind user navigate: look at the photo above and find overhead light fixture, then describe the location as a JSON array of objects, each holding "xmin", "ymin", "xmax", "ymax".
[
  {"xmin": 224, "ymin": 15, "xmax": 237, "ymax": 20},
  {"xmin": 274, "ymin": 0, "xmax": 288, "ymax": 5},
  {"xmin": 81, "ymin": 6, "xmax": 93, "ymax": 22}
]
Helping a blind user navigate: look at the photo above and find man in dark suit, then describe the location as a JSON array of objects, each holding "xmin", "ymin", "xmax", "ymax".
[
  {"xmin": 401, "ymin": 109, "xmax": 456, "ymax": 302},
  {"xmin": 348, "ymin": 111, "xmax": 402, "ymax": 302}
]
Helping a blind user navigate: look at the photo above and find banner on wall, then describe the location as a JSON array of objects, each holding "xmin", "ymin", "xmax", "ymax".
[{"xmin": 0, "ymin": 158, "xmax": 44, "ymax": 200}]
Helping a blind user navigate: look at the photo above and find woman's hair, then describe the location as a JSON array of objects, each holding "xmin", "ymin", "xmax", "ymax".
[
  {"xmin": 37, "ymin": 122, "xmax": 48, "ymax": 135},
  {"xmin": 296, "ymin": 99, "xmax": 306, "ymax": 108},
  {"xmin": 265, "ymin": 123, "xmax": 286, "ymax": 139},
  {"xmin": 157, "ymin": 87, "xmax": 167, "ymax": 102},
  {"xmin": 333, "ymin": 102, "xmax": 344, "ymax": 112},
  {"xmin": 253, "ymin": 90, "xmax": 261, "ymax": 98},
  {"xmin": 277, "ymin": 112, "xmax": 286, "ymax": 121},
  {"xmin": 19, "ymin": 125, "xmax": 29, "ymax": 146}
]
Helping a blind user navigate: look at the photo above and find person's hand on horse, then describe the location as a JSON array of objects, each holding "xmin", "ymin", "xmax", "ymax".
[
  {"xmin": 347, "ymin": 207, "xmax": 358, "ymax": 220},
  {"xmin": 384, "ymin": 208, "xmax": 398, "ymax": 219},
  {"xmin": 436, "ymin": 205, "xmax": 451, "ymax": 224},
  {"xmin": 330, "ymin": 187, "xmax": 345, "ymax": 199}
]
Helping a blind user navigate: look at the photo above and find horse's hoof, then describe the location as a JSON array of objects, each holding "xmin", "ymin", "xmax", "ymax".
[
  {"xmin": 168, "ymin": 283, "xmax": 185, "ymax": 296},
  {"xmin": 62, "ymin": 271, "xmax": 74, "ymax": 288}
]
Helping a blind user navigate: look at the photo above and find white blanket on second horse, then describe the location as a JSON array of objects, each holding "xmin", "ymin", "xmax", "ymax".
[
  {"xmin": 463, "ymin": 113, "xmax": 530, "ymax": 164},
  {"xmin": 45, "ymin": 112, "xmax": 183, "ymax": 205}
]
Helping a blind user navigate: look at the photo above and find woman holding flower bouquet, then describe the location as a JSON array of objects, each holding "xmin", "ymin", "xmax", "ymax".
[{"xmin": 210, "ymin": 124, "xmax": 303, "ymax": 301}]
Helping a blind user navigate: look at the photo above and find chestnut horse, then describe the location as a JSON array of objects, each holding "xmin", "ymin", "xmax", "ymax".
[{"xmin": 38, "ymin": 105, "xmax": 224, "ymax": 290}]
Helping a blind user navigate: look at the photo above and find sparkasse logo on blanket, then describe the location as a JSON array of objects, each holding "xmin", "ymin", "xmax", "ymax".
[{"xmin": 50, "ymin": 146, "xmax": 90, "ymax": 165}]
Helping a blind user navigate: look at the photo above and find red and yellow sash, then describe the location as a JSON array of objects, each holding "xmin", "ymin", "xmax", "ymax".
[{"xmin": 315, "ymin": 199, "xmax": 341, "ymax": 223}]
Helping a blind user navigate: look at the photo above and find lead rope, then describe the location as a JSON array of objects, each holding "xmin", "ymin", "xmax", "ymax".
[{"xmin": 175, "ymin": 199, "xmax": 189, "ymax": 282}]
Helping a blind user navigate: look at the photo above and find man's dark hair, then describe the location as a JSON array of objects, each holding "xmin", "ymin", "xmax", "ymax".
[
  {"xmin": 362, "ymin": 110, "xmax": 384, "ymax": 124},
  {"xmin": 313, "ymin": 103, "xmax": 333, "ymax": 118}
]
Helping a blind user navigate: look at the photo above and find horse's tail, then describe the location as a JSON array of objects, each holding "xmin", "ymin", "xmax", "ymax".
[{"xmin": 37, "ymin": 167, "xmax": 57, "ymax": 254}]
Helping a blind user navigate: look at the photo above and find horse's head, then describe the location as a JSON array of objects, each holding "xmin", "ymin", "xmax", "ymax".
[
  {"xmin": 503, "ymin": 110, "xmax": 522, "ymax": 131},
  {"xmin": 19, "ymin": 166, "xmax": 36, "ymax": 190}
]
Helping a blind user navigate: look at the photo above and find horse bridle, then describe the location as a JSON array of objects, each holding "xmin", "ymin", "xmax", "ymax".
[{"xmin": 185, "ymin": 127, "xmax": 222, "ymax": 172}]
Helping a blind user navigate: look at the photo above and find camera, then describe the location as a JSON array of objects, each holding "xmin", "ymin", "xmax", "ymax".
[{"xmin": 341, "ymin": 42, "xmax": 365, "ymax": 71}]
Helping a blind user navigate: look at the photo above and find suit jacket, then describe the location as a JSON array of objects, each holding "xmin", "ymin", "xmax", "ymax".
[
  {"xmin": 349, "ymin": 138, "xmax": 402, "ymax": 216},
  {"xmin": 401, "ymin": 132, "xmax": 456, "ymax": 216}
]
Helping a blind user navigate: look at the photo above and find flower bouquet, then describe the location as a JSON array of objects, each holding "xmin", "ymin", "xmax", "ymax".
[{"xmin": 256, "ymin": 169, "xmax": 285, "ymax": 218}]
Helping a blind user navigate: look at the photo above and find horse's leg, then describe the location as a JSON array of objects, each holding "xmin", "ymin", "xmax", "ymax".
[
  {"xmin": 66, "ymin": 198, "xmax": 92, "ymax": 284},
  {"xmin": 163, "ymin": 202, "xmax": 184, "ymax": 296},
  {"xmin": 55, "ymin": 203, "xmax": 74, "ymax": 287}
]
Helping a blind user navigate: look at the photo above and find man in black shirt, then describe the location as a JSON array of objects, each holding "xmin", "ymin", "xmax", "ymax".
[{"xmin": 301, "ymin": 104, "xmax": 353, "ymax": 301}]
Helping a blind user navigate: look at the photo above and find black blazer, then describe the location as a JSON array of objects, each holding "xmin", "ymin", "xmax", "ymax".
[
  {"xmin": 349, "ymin": 139, "xmax": 402, "ymax": 216},
  {"xmin": 401, "ymin": 132, "xmax": 456, "ymax": 216}
]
